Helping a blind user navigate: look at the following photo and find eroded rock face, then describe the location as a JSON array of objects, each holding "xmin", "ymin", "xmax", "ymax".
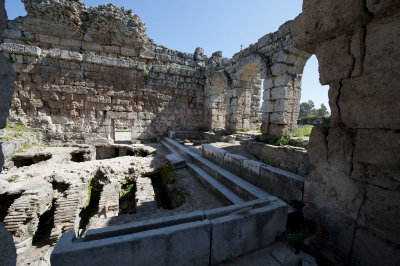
[{"xmin": 292, "ymin": 1, "xmax": 400, "ymax": 264}]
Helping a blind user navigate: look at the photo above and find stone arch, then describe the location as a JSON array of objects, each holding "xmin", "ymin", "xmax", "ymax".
[
  {"xmin": 205, "ymin": 71, "xmax": 230, "ymax": 130},
  {"xmin": 226, "ymin": 60, "xmax": 265, "ymax": 132},
  {"xmin": 260, "ymin": 47, "xmax": 311, "ymax": 136},
  {"xmin": 234, "ymin": 53, "xmax": 270, "ymax": 80}
]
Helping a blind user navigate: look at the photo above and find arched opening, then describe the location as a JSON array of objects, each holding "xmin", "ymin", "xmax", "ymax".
[
  {"xmin": 298, "ymin": 55, "xmax": 330, "ymax": 127},
  {"xmin": 228, "ymin": 63, "xmax": 262, "ymax": 132},
  {"xmin": 208, "ymin": 77, "xmax": 227, "ymax": 130}
]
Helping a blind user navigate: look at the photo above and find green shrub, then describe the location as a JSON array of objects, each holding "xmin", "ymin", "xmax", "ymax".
[{"xmin": 291, "ymin": 125, "xmax": 313, "ymax": 137}]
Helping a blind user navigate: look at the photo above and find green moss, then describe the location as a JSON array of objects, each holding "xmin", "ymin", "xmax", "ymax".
[
  {"xmin": 229, "ymin": 95, "xmax": 238, "ymax": 105},
  {"xmin": 83, "ymin": 177, "xmax": 105, "ymax": 208},
  {"xmin": 0, "ymin": 137, "xmax": 10, "ymax": 142},
  {"xmin": 16, "ymin": 142, "xmax": 39, "ymax": 153},
  {"xmin": 6, "ymin": 122, "xmax": 37, "ymax": 133},
  {"xmin": 7, "ymin": 175, "xmax": 19, "ymax": 183},
  {"xmin": 170, "ymin": 186, "xmax": 185, "ymax": 207},
  {"xmin": 120, "ymin": 183, "xmax": 135, "ymax": 199},
  {"xmin": 238, "ymin": 128, "xmax": 250, "ymax": 132},
  {"xmin": 161, "ymin": 164, "xmax": 175, "ymax": 184}
]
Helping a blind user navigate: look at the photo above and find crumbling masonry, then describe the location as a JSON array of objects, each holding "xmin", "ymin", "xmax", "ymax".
[{"xmin": 0, "ymin": 0, "xmax": 399, "ymax": 265}]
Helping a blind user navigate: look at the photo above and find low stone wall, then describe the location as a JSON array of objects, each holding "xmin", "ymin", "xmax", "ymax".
[
  {"xmin": 245, "ymin": 141, "xmax": 310, "ymax": 176},
  {"xmin": 51, "ymin": 199, "xmax": 287, "ymax": 266},
  {"xmin": 202, "ymin": 144, "xmax": 305, "ymax": 203}
]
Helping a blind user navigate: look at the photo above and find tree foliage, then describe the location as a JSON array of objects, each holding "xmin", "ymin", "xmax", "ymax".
[{"xmin": 299, "ymin": 100, "xmax": 330, "ymax": 119}]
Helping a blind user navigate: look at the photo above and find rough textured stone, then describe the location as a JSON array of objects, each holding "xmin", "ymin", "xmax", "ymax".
[
  {"xmin": 0, "ymin": 222, "xmax": 16, "ymax": 266},
  {"xmin": 292, "ymin": 1, "xmax": 400, "ymax": 263}
]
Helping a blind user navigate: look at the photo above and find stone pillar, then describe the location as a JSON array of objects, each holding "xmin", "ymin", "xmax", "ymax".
[{"xmin": 292, "ymin": 0, "xmax": 400, "ymax": 264}]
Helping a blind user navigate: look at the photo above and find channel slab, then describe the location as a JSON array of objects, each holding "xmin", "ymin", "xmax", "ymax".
[
  {"xmin": 83, "ymin": 210, "xmax": 205, "ymax": 241},
  {"xmin": 259, "ymin": 164, "xmax": 305, "ymax": 203},
  {"xmin": 165, "ymin": 137, "xmax": 273, "ymax": 202},
  {"xmin": 162, "ymin": 139, "xmax": 244, "ymax": 204},
  {"xmin": 201, "ymin": 142, "xmax": 305, "ymax": 204},
  {"xmin": 51, "ymin": 220, "xmax": 212, "ymax": 266},
  {"xmin": 210, "ymin": 200, "xmax": 288, "ymax": 264},
  {"xmin": 187, "ymin": 162, "xmax": 245, "ymax": 205}
]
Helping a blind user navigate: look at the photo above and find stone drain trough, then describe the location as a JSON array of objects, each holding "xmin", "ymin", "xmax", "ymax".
[{"xmin": 51, "ymin": 198, "xmax": 287, "ymax": 266}]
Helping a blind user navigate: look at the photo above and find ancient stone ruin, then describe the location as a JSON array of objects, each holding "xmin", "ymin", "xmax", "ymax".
[{"xmin": 0, "ymin": 0, "xmax": 399, "ymax": 265}]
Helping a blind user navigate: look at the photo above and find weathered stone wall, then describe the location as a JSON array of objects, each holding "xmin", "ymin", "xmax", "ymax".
[
  {"xmin": 2, "ymin": 1, "xmax": 306, "ymax": 140},
  {"xmin": 292, "ymin": 0, "xmax": 400, "ymax": 265},
  {"xmin": 0, "ymin": 1, "xmax": 17, "ymax": 264},
  {"xmin": 205, "ymin": 22, "xmax": 311, "ymax": 136},
  {"xmin": 1, "ymin": 1, "xmax": 208, "ymax": 143}
]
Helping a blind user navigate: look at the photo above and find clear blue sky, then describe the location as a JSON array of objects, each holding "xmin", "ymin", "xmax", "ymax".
[{"xmin": 5, "ymin": 0, "xmax": 329, "ymax": 111}]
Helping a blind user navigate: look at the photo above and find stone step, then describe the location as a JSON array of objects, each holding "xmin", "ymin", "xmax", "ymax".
[
  {"xmin": 162, "ymin": 139, "xmax": 244, "ymax": 205},
  {"xmin": 164, "ymin": 137, "xmax": 274, "ymax": 202},
  {"xmin": 201, "ymin": 143, "xmax": 305, "ymax": 204},
  {"xmin": 187, "ymin": 162, "xmax": 245, "ymax": 205},
  {"xmin": 161, "ymin": 141, "xmax": 187, "ymax": 169}
]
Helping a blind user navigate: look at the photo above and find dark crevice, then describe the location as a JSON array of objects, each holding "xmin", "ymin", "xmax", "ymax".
[
  {"xmin": 348, "ymin": 182, "xmax": 368, "ymax": 265},
  {"xmin": 0, "ymin": 193, "xmax": 22, "ymax": 222},
  {"xmin": 32, "ymin": 198, "xmax": 56, "ymax": 248},
  {"xmin": 96, "ymin": 146, "xmax": 149, "ymax": 160},
  {"xmin": 78, "ymin": 169, "xmax": 109, "ymax": 236},
  {"xmin": 70, "ymin": 150, "xmax": 92, "ymax": 163},
  {"xmin": 118, "ymin": 181, "xmax": 136, "ymax": 214},
  {"xmin": 13, "ymin": 153, "xmax": 52, "ymax": 168},
  {"xmin": 348, "ymin": 38, "xmax": 357, "ymax": 78},
  {"xmin": 149, "ymin": 173, "xmax": 173, "ymax": 210}
]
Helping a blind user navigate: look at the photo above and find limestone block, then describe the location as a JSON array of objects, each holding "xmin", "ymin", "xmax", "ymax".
[
  {"xmin": 291, "ymin": 0, "xmax": 370, "ymax": 54},
  {"xmin": 268, "ymin": 124, "xmax": 290, "ymax": 137},
  {"xmin": 350, "ymin": 28, "xmax": 365, "ymax": 77},
  {"xmin": 242, "ymin": 160, "xmax": 262, "ymax": 184},
  {"xmin": 357, "ymin": 184, "xmax": 400, "ymax": 246},
  {"xmin": 104, "ymin": 46, "xmax": 120, "ymax": 55},
  {"xmin": 270, "ymin": 63, "xmax": 288, "ymax": 75},
  {"xmin": 366, "ymin": 0, "xmax": 400, "ymax": 16},
  {"xmin": 223, "ymin": 152, "xmax": 247, "ymax": 177},
  {"xmin": 60, "ymin": 38, "xmax": 82, "ymax": 48},
  {"xmin": 0, "ymin": 43, "xmax": 41, "ymax": 57},
  {"xmin": 352, "ymin": 129, "xmax": 400, "ymax": 186},
  {"xmin": 351, "ymin": 228, "xmax": 400, "ymax": 266},
  {"xmin": 270, "ymin": 86, "xmax": 293, "ymax": 100},
  {"xmin": 273, "ymin": 99, "xmax": 298, "ymax": 113},
  {"xmin": 39, "ymin": 34, "xmax": 60, "ymax": 45},
  {"xmin": 273, "ymin": 74, "xmax": 293, "ymax": 87},
  {"xmin": 52, "ymin": 221, "xmax": 211, "ymax": 266},
  {"xmin": 271, "ymin": 50, "xmax": 288, "ymax": 63},
  {"xmin": 211, "ymin": 202, "xmax": 287, "ymax": 264},
  {"xmin": 82, "ymin": 42, "xmax": 103, "ymax": 52},
  {"xmin": 339, "ymin": 76, "xmax": 400, "ymax": 129},
  {"xmin": 202, "ymin": 144, "xmax": 227, "ymax": 167},
  {"xmin": 270, "ymin": 112, "xmax": 292, "ymax": 124},
  {"xmin": 261, "ymin": 101, "xmax": 273, "ymax": 113},
  {"xmin": 2, "ymin": 28, "xmax": 21, "ymax": 39},
  {"xmin": 261, "ymin": 113, "xmax": 270, "ymax": 124},
  {"xmin": 315, "ymin": 35, "xmax": 354, "ymax": 84}
]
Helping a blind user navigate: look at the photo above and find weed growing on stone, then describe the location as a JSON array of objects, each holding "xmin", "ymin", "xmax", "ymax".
[
  {"xmin": 142, "ymin": 65, "xmax": 149, "ymax": 79},
  {"xmin": 161, "ymin": 164, "xmax": 175, "ymax": 184},
  {"xmin": 291, "ymin": 125, "xmax": 313, "ymax": 137},
  {"xmin": 16, "ymin": 142, "xmax": 39, "ymax": 153},
  {"xmin": 7, "ymin": 175, "xmax": 19, "ymax": 183}
]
